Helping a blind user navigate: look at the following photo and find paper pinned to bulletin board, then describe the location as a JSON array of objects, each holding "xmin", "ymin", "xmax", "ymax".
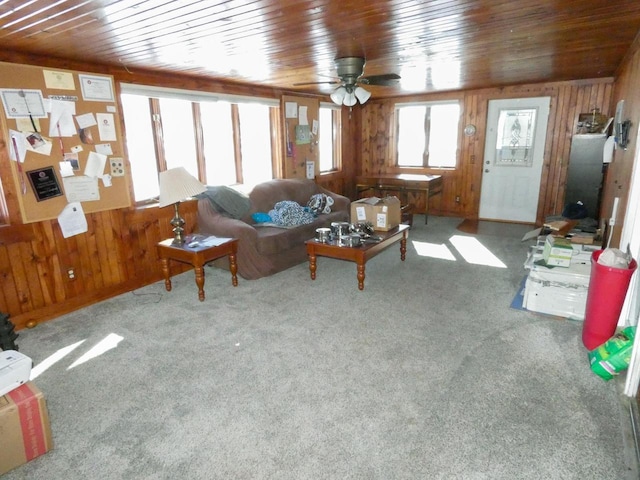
[
  {"xmin": 0, "ymin": 61, "xmax": 132, "ymax": 224},
  {"xmin": 280, "ymin": 95, "xmax": 319, "ymax": 179}
]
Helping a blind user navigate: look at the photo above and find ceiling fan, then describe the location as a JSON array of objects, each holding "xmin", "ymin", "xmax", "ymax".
[{"xmin": 295, "ymin": 57, "xmax": 400, "ymax": 106}]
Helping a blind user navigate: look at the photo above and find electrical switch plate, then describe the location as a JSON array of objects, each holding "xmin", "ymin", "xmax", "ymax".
[{"xmin": 110, "ymin": 157, "xmax": 125, "ymax": 177}]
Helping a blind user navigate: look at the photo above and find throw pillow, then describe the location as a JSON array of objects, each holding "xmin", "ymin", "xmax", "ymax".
[
  {"xmin": 252, "ymin": 212, "xmax": 272, "ymax": 223},
  {"xmin": 198, "ymin": 185, "xmax": 251, "ymax": 219}
]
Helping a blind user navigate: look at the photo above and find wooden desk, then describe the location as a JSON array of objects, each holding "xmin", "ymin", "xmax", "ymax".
[
  {"xmin": 356, "ymin": 174, "xmax": 443, "ymax": 223},
  {"xmin": 157, "ymin": 238, "xmax": 238, "ymax": 301},
  {"xmin": 305, "ymin": 224, "xmax": 409, "ymax": 290}
]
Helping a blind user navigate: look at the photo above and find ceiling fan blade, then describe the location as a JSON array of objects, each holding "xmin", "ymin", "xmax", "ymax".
[
  {"xmin": 293, "ymin": 80, "xmax": 341, "ymax": 86},
  {"xmin": 359, "ymin": 73, "xmax": 401, "ymax": 86}
]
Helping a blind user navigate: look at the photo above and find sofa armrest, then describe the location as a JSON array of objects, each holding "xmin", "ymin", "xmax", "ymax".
[
  {"xmin": 329, "ymin": 192, "xmax": 351, "ymax": 213},
  {"xmin": 196, "ymin": 199, "xmax": 258, "ymax": 244}
]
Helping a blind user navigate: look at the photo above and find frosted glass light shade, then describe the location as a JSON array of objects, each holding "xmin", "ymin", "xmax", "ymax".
[
  {"xmin": 331, "ymin": 85, "xmax": 371, "ymax": 106},
  {"xmin": 343, "ymin": 91, "xmax": 357, "ymax": 107},
  {"xmin": 158, "ymin": 167, "xmax": 206, "ymax": 207},
  {"xmin": 330, "ymin": 86, "xmax": 346, "ymax": 105},
  {"xmin": 354, "ymin": 86, "xmax": 371, "ymax": 104}
]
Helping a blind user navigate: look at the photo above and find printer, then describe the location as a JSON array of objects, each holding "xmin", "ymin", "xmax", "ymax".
[{"xmin": 0, "ymin": 350, "xmax": 32, "ymax": 397}]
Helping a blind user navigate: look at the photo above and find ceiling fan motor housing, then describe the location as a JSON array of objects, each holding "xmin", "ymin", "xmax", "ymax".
[{"xmin": 335, "ymin": 57, "xmax": 365, "ymax": 85}]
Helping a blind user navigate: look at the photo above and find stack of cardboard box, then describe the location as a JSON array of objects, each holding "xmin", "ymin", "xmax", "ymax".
[{"xmin": 0, "ymin": 351, "xmax": 53, "ymax": 475}]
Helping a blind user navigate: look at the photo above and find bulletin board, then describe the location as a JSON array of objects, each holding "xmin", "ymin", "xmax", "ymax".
[
  {"xmin": 281, "ymin": 95, "xmax": 320, "ymax": 179},
  {"xmin": 0, "ymin": 61, "xmax": 132, "ymax": 224}
]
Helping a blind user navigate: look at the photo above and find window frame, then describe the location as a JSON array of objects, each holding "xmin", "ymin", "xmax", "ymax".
[
  {"xmin": 119, "ymin": 83, "xmax": 281, "ymax": 205},
  {"xmin": 319, "ymin": 102, "xmax": 342, "ymax": 174},
  {"xmin": 394, "ymin": 99, "xmax": 462, "ymax": 170}
]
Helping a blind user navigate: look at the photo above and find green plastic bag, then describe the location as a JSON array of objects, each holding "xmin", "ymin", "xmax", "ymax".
[{"xmin": 588, "ymin": 326, "xmax": 636, "ymax": 380}]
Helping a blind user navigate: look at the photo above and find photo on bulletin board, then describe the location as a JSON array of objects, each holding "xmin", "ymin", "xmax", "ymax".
[{"xmin": 295, "ymin": 124, "xmax": 310, "ymax": 144}]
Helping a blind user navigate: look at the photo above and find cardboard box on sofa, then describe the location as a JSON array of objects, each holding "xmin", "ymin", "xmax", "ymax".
[
  {"xmin": 0, "ymin": 381, "xmax": 53, "ymax": 475},
  {"xmin": 350, "ymin": 196, "xmax": 401, "ymax": 231}
]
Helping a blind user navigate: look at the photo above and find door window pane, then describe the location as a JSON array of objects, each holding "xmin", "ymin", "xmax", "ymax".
[{"xmin": 495, "ymin": 108, "xmax": 536, "ymax": 167}]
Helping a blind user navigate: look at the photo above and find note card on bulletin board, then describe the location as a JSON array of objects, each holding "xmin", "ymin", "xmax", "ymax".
[{"xmin": 0, "ymin": 61, "xmax": 132, "ymax": 224}]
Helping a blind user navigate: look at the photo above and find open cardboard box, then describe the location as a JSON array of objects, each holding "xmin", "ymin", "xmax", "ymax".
[{"xmin": 350, "ymin": 196, "xmax": 401, "ymax": 231}]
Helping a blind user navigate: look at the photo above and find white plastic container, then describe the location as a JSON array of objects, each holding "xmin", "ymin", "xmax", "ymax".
[{"xmin": 523, "ymin": 257, "xmax": 592, "ymax": 320}]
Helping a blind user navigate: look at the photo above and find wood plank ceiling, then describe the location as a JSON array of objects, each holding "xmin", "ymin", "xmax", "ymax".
[{"xmin": 1, "ymin": 0, "xmax": 640, "ymax": 99}]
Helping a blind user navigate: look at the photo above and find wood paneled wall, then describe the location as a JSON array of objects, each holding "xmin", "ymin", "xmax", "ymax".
[
  {"xmin": 358, "ymin": 79, "xmax": 614, "ymax": 225},
  {"xmin": 602, "ymin": 36, "xmax": 640, "ymax": 249},
  {"xmin": 0, "ymin": 199, "xmax": 200, "ymax": 330},
  {"xmin": 0, "ymin": 52, "xmax": 287, "ymax": 331}
]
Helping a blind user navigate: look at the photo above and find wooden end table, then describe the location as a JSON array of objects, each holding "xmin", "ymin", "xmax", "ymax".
[
  {"xmin": 305, "ymin": 224, "xmax": 409, "ymax": 290},
  {"xmin": 157, "ymin": 238, "xmax": 238, "ymax": 301}
]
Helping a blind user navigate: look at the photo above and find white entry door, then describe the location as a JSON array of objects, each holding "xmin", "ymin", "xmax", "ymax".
[{"xmin": 479, "ymin": 97, "xmax": 550, "ymax": 223}]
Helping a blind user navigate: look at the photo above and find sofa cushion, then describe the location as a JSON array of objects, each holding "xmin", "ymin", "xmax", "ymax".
[
  {"xmin": 254, "ymin": 212, "xmax": 344, "ymax": 256},
  {"xmin": 198, "ymin": 185, "xmax": 250, "ymax": 219}
]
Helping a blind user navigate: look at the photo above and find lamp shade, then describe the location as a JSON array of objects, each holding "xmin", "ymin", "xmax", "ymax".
[{"xmin": 158, "ymin": 167, "xmax": 206, "ymax": 207}]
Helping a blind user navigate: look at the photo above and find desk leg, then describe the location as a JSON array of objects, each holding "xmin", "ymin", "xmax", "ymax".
[
  {"xmin": 194, "ymin": 265, "xmax": 205, "ymax": 301},
  {"xmin": 228, "ymin": 253, "xmax": 238, "ymax": 286},
  {"xmin": 357, "ymin": 263, "xmax": 365, "ymax": 291},
  {"xmin": 308, "ymin": 253, "xmax": 317, "ymax": 280},
  {"xmin": 400, "ymin": 235, "xmax": 407, "ymax": 261},
  {"xmin": 160, "ymin": 258, "xmax": 172, "ymax": 292}
]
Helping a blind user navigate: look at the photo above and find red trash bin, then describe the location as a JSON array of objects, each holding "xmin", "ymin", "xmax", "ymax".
[{"xmin": 582, "ymin": 249, "xmax": 637, "ymax": 350}]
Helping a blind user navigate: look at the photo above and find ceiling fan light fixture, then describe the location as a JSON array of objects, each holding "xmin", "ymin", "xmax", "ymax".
[
  {"xmin": 330, "ymin": 86, "xmax": 346, "ymax": 105},
  {"xmin": 354, "ymin": 86, "xmax": 371, "ymax": 104},
  {"xmin": 343, "ymin": 90, "xmax": 357, "ymax": 107}
]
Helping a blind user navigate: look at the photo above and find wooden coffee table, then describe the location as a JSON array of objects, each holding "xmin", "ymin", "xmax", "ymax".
[{"xmin": 305, "ymin": 224, "xmax": 409, "ymax": 290}]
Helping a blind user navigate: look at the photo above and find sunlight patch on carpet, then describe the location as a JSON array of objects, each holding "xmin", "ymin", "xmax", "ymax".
[
  {"xmin": 30, "ymin": 339, "xmax": 86, "ymax": 380},
  {"xmin": 449, "ymin": 235, "xmax": 507, "ymax": 268},
  {"xmin": 412, "ymin": 240, "xmax": 456, "ymax": 260},
  {"xmin": 68, "ymin": 333, "xmax": 124, "ymax": 370}
]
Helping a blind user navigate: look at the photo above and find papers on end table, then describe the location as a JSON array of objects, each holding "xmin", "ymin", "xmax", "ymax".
[{"xmin": 184, "ymin": 234, "xmax": 232, "ymax": 248}]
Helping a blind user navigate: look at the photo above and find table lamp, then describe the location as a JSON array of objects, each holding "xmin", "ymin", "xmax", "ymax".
[{"xmin": 158, "ymin": 167, "xmax": 206, "ymax": 245}]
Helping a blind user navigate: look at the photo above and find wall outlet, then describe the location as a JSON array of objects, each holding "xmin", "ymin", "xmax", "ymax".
[
  {"xmin": 67, "ymin": 269, "xmax": 75, "ymax": 280},
  {"xmin": 110, "ymin": 157, "xmax": 125, "ymax": 177},
  {"xmin": 455, "ymin": 195, "xmax": 461, "ymax": 203}
]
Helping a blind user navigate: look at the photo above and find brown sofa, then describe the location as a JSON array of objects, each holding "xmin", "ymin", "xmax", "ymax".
[{"xmin": 197, "ymin": 178, "xmax": 350, "ymax": 279}]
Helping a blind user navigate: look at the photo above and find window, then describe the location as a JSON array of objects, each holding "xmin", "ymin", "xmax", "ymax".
[
  {"xmin": 120, "ymin": 85, "xmax": 279, "ymax": 203},
  {"xmin": 318, "ymin": 104, "xmax": 342, "ymax": 173},
  {"xmin": 396, "ymin": 101, "xmax": 460, "ymax": 168}
]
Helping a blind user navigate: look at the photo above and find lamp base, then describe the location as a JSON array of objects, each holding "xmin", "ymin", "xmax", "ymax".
[{"xmin": 170, "ymin": 202, "xmax": 186, "ymax": 245}]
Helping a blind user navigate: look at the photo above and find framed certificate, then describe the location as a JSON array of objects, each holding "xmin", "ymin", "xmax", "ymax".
[{"xmin": 26, "ymin": 166, "xmax": 63, "ymax": 202}]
